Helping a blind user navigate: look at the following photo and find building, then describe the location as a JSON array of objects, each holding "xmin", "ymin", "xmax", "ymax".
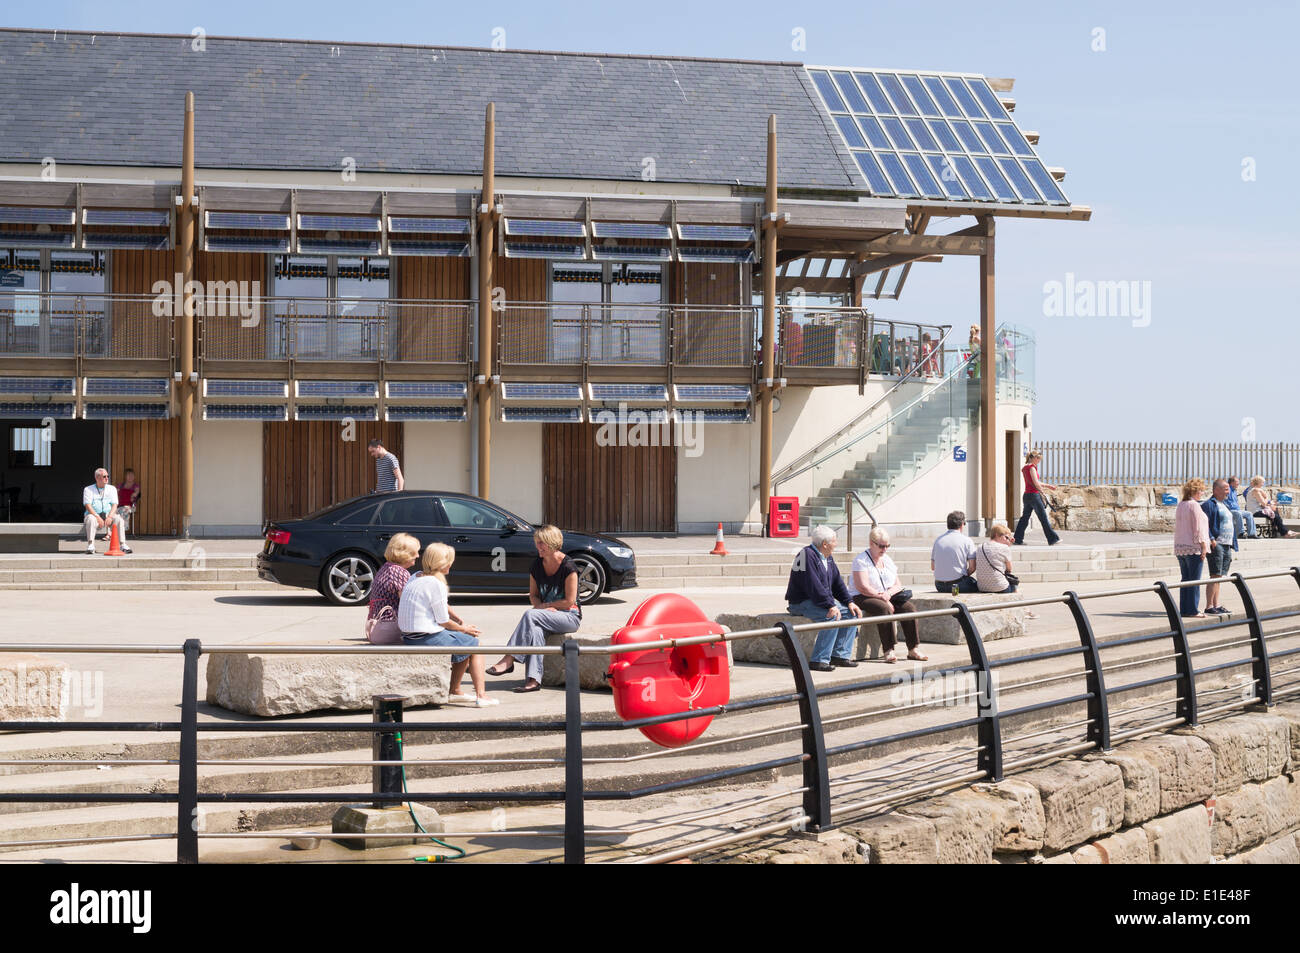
[{"xmin": 0, "ymin": 28, "xmax": 1087, "ymax": 537}]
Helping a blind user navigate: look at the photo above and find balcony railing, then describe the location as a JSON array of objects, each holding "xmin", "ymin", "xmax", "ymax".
[{"xmin": 0, "ymin": 293, "xmax": 173, "ymax": 361}]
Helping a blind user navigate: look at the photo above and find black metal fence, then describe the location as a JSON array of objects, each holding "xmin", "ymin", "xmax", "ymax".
[{"xmin": 2, "ymin": 566, "xmax": 1299, "ymax": 864}]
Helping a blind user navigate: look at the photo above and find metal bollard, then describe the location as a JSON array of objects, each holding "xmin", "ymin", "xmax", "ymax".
[{"xmin": 372, "ymin": 694, "xmax": 406, "ymax": 809}]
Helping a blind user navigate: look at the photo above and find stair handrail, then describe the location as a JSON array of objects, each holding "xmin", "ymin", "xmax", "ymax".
[
  {"xmin": 844, "ymin": 490, "xmax": 878, "ymax": 552},
  {"xmin": 773, "ymin": 326, "xmax": 1003, "ymax": 495},
  {"xmin": 768, "ymin": 322, "xmax": 961, "ymax": 492}
]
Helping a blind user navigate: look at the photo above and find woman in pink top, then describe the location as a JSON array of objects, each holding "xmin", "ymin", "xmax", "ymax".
[{"xmin": 1173, "ymin": 479, "xmax": 1212, "ymax": 618}]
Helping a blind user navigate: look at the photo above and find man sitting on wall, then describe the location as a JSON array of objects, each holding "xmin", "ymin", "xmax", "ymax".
[
  {"xmin": 83, "ymin": 467, "xmax": 131, "ymax": 555},
  {"xmin": 1225, "ymin": 475, "xmax": 1257, "ymax": 539},
  {"xmin": 932, "ymin": 510, "xmax": 979, "ymax": 593},
  {"xmin": 784, "ymin": 525, "xmax": 863, "ymax": 672}
]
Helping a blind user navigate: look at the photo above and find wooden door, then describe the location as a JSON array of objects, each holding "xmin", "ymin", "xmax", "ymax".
[
  {"xmin": 542, "ymin": 423, "xmax": 676, "ymax": 534},
  {"xmin": 263, "ymin": 421, "xmax": 405, "ymax": 522}
]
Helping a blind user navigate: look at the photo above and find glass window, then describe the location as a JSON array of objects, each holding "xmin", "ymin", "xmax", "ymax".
[
  {"xmin": 336, "ymin": 501, "xmax": 379, "ymax": 525},
  {"xmin": 376, "ymin": 496, "xmax": 439, "ymax": 527},
  {"xmin": 9, "ymin": 427, "xmax": 52, "ymax": 467},
  {"xmin": 439, "ymin": 497, "xmax": 510, "ymax": 530}
]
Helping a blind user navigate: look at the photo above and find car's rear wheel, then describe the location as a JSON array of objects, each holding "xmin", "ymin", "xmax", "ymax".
[
  {"xmin": 321, "ymin": 553, "xmax": 377, "ymax": 606},
  {"xmin": 571, "ymin": 553, "xmax": 607, "ymax": 605}
]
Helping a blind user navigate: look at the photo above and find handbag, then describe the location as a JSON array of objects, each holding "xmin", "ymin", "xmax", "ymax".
[
  {"xmin": 980, "ymin": 544, "xmax": 1019, "ymax": 588},
  {"xmin": 365, "ymin": 606, "xmax": 403, "ymax": 645},
  {"xmin": 889, "ymin": 589, "xmax": 913, "ymax": 606}
]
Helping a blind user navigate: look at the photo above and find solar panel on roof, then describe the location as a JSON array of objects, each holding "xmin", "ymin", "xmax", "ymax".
[
  {"xmin": 950, "ymin": 155, "xmax": 995, "ymax": 201},
  {"xmin": 203, "ymin": 403, "xmax": 289, "ymax": 421},
  {"xmin": 678, "ymin": 408, "xmax": 750, "ymax": 424},
  {"xmin": 923, "ymin": 76, "xmax": 962, "ymax": 118},
  {"xmin": 831, "ymin": 71, "xmax": 871, "ymax": 113},
  {"xmin": 974, "ymin": 121, "xmax": 1010, "ymax": 155},
  {"xmin": 83, "ymin": 234, "xmax": 171, "ymax": 251},
  {"xmin": 997, "ymin": 158, "xmax": 1044, "ymax": 203},
  {"xmin": 589, "ymin": 383, "xmax": 669, "ymax": 402},
  {"xmin": 0, "ymin": 207, "xmax": 75, "ymax": 225},
  {"xmin": 879, "ymin": 74, "xmax": 919, "ymax": 116},
  {"xmin": 901, "ymin": 75, "xmax": 940, "ymax": 117},
  {"xmin": 500, "ymin": 382, "xmax": 582, "ymax": 402},
  {"xmin": 904, "ymin": 118, "xmax": 939, "ymax": 152},
  {"xmin": 83, "ymin": 209, "xmax": 170, "ymax": 227},
  {"xmin": 205, "ymin": 211, "xmax": 290, "ymax": 230},
  {"xmin": 204, "ymin": 235, "xmax": 290, "ymax": 253},
  {"xmin": 945, "ymin": 77, "xmax": 986, "ymax": 119},
  {"xmin": 902, "ymin": 154, "xmax": 945, "ymax": 199},
  {"xmin": 298, "ymin": 238, "xmax": 381, "ymax": 255},
  {"xmin": 677, "ymin": 247, "xmax": 755, "ymax": 263},
  {"xmin": 591, "ymin": 245, "xmax": 670, "ymax": 261},
  {"xmin": 0, "ymin": 402, "xmax": 75, "ymax": 419},
  {"xmin": 851, "ymin": 152, "xmax": 891, "ymax": 196},
  {"xmin": 835, "ymin": 115, "xmax": 868, "ymax": 150},
  {"xmin": 501, "ymin": 406, "xmax": 582, "ymax": 423},
  {"xmin": 82, "ymin": 403, "xmax": 170, "ymax": 420},
  {"xmin": 385, "ymin": 405, "xmax": 468, "ymax": 422},
  {"xmin": 297, "ymin": 214, "xmax": 381, "ymax": 233},
  {"xmin": 0, "ymin": 231, "xmax": 73, "ymax": 248},
  {"xmin": 386, "ymin": 381, "xmax": 467, "ymax": 400},
  {"xmin": 996, "ymin": 122, "xmax": 1036, "ymax": 158},
  {"xmin": 856, "ymin": 72, "xmax": 894, "ymax": 113},
  {"xmin": 926, "ymin": 155, "xmax": 968, "ymax": 200},
  {"xmin": 950, "ymin": 119, "xmax": 984, "ymax": 153},
  {"xmin": 809, "ymin": 70, "xmax": 846, "ymax": 112},
  {"xmin": 856, "ymin": 116, "xmax": 891, "ymax": 150},
  {"xmin": 502, "ymin": 241, "xmax": 585, "ymax": 260},
  {"xmin": 926, "ymin": 118, "xmax": 961, "ymax": 153},
  {"xmin": 388, "ymin": 240, "xmax": 469, "ymax": 257},
  {"xmin": 881, "ymin": 117, "xmax": 916, "ymax": 151},
  {"xmin": 83, "ymin": 377, "xmax": 170, "ymax": 397},
  {"xmin": 973, "ymin": 156, "xmax": 1017, "ymax": 202},
  {"xmin": 204, "ymin": 379, "xmax": 289, "ymax": 398},
  {"xmin": 503, "ymin": 219, "xmax": 587, "ymax": 238},
  {"xmin": 590, "ymin": 222, "xmax": 672, "ymax": 240},
  {"xmin": 294, "ymin": 405, "xmax": 378, "ymax": 421},
  {"xmin": 1022, "ymin": 160, "xmax": 1069, "ymax": 204},
  {"xmin": 878, "ymin": 153, "xmax": 920, "ymax": 197},
  {"xmin": 387, "ymin": 217, "xmax": 471, "ymax": 234},
  {"xmin": 967, "ymin": 78, "xmax": 1011, "ymax": 121},
  {"xmin": 589, "ymin": 406, "xmax": 672, "ymax": 426},
  {"xmin": 674, "ymin": 384, "xmax": 751, "ymax": 402},
  {"xmin": 0, "ymin": 377, "xmax": 74, "ymax": 395},
  {"xmin": 677, "ymin": 224, "xmax": 754, "ymax": 243},
  {"xmin": 296, "ymin": 380, "xmax": 379, "ymax": 399}
]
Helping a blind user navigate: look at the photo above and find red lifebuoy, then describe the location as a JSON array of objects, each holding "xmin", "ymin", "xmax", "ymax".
[{"xmin": 606, "ymin": 593, "xmax": 731, "ymax": 748}]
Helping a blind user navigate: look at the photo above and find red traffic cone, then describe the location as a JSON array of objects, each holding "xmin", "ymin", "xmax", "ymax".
[
  {"xmin": 104, "ymin": 522, "xmax": 126, "ymax": 557},
  {"xmin": 709, "ymin": 522, "xmax": 729, "ymax": 556}
]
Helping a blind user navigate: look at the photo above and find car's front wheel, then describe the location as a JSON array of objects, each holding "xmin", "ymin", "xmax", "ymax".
[
  {"xmin": 321, "ymin": 552, "xmax": 377, "ymax": 606},
  {"xmin": 570, "ymin": 553, "xmax": 607, "ymax": 605}
]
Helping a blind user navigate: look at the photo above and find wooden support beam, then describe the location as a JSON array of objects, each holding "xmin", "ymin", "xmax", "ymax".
[
  {"xmin": 759, "ymin": 115, "xmax": 778, "ymax": 537},
  {"xmin": 476, "ymin": 103, "xmax": 496, "ymax": 500},
  {"xmin": 979, "ymin": 215, "xmax": 996, "ymax": 530},
  {"xmin": 859, "ymin": 227, "xmax": 987, "ymax": 256},
  {"xmin": 177, "ymin": 92, "xmax": 195, "ymax": 539}
]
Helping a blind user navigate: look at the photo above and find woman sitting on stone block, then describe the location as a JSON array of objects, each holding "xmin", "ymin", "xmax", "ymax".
[{"xmin": 366, "ymin": 532, "xmax": 420, "ymax": 644}]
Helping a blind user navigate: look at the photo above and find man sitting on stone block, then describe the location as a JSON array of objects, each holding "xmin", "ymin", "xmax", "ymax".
[
  {"xmin": 83, "ymin": 467, "xmax": 131, "ymax": 555},
  {"xmin": 784, "ymin": 525, "xmax": 862, "ymax": 672},
  {"xmin": 932, "ymin": 510, "xmax": 979, "ymax": 593}
]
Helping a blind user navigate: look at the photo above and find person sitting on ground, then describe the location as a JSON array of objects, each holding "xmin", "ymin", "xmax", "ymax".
[
  {"xmin": 1200, "ymin": 479, "xmax": 1239, "ymax": 615},
  {"xmin": 82, "ymin": 467, "xmax": 131, "ymax": 555},
  {"xmin": 850, "ymin": 526, "xmax": 926, "ymax": 664},
  {"xmin": 784, "ymin": 525, "xmax": 863, "ymax": 672},
  {"xmin": 974, "ymin": 524, "xmax": 1018, "ymax": 594},
  {"xmin": 1247, "ymin": 476, "xmax": 1299, "ymax": 538},
  {"xmin": 1013, "ymin": 450, "xmax": 1061, "ymax": 546},
  {"xmin": 366, "ymin": 532, "xmax": 420, "ymax": 644},
  {"xmin": 1225, "ymin": 475, "xmax": 1256, "ymax": 539},
  {"xmin": 488, "ymin": 525, "xmax": 582, "ymax": 693},
  {"xmin": 398, "ymin": 542, "xmax": 497, "ymax": 707},
  {"xmin": 1173, "ymin": 479, "xmax": 1212, "ymax": 619},
  {"xmin": 932, "ymin": 510, "xmax": 978, "ymax": 593}
]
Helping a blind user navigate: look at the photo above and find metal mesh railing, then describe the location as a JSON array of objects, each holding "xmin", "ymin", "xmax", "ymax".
[
  {"xmin": 1031, "ymin": 441, "xmax": 1300, "ymax": 487},
  {"xmin": 0, "ymin": 293, "xmax": 171, "ymax": 360}
]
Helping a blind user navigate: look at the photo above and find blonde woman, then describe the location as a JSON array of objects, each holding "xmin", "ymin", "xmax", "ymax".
[
  {"xmin": 975, "ymin": 524, "xmax": 1018, "ymax": 593},
  {"xmin": 1174, "ymin": 479, "xmax": 1211, "ymax": 618},
  {"xmin": 1247, "ymin": 476, "xmax": 1298, "ymax": 538},
  {"xmin": 488, "ymin": 525, "xmax": 582, "ymax": 693},
  {"xmin": 365, "ymin": 532, "xmax": 420, "ymax": 644},
  {"xmin": 1013, "ymin": 450, "xmax": 1061, "ymax": 546},
  {"xmin": 398, "ymin": 542, "xmax": 497, "ymax": 707}
]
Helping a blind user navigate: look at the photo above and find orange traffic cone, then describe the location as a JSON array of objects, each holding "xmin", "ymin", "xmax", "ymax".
[
  {"xmin": 709, "ymin": 522, "xmax": 729, "ymax": 556},
  {"xmin": 104, "ymin": 522, "xmax": 126, "ymax": 557}
]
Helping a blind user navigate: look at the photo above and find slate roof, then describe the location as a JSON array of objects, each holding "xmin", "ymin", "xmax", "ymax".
[{"xmin": 0, "ymin": 29, "xmax": 864, "ymax": 192}]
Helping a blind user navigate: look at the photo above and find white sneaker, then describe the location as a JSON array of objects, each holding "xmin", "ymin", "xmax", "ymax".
[
  {"xmin": 474, "ymin": 696, "xmax": 500, "ymax": 708},
  {"xmin": 85, "ymin": 545, "xmax": 96, "ymax": 555}
]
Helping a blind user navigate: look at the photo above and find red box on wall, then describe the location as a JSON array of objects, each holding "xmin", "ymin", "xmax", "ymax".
[{"xmin": 769, "ymin": 496, "xmax": 799, "ymax": 538}]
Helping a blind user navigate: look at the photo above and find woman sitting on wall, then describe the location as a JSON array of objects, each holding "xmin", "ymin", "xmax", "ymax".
[
  {"xmin": 1247, "ymin": 476, "xmax": 1299, "ymax": 538},
  {"xmin": 366, "ymin": 532, "xmax": 420, "ymax": 644},
  {"xmin": 975, "ymin": 524, "xmax": 1019, "ymax": 594}
]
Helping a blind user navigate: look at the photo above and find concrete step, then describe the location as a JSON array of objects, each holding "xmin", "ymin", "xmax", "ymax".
[{"xmin": 0, "ymin": 581, "xmax": 281, "ymax": 592}]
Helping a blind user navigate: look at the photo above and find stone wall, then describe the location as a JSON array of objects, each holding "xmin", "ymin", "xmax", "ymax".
[
  {"xmin": 722, "ymin": 702, "xmax": 1300, "ymax": 864},
  {"xmin": 1042, "ymin": 485, "xmax": 1300, "ymax": 533}
]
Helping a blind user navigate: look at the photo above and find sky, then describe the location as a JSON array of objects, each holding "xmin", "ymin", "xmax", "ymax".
[{"xmin": 6, "ymin": 1, "xmax": 1298, "ymax": 442}]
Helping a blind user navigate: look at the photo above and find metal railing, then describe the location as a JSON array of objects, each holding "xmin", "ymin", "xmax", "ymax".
[
  {"xmin": 2, "ymin": 565, "xmax": 1297, "ymax": 864},
  {"xmin": 0, "ymin": 292, "xmax": 173, "ymax": 360},
  {"xmin": 1031, "ymin": 440, "xmax": 1300, "ymax": 488}
]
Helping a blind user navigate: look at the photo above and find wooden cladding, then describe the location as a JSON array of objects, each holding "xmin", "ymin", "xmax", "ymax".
[
  {"xmin": 109, "ymin": 418, "xmax": 183, "ymax": 536},
  {"xmin": 497, "ymin": 257, "xmax": 548, "ymax": 363},
  {"xmin": 395, "ymin": 256, "xmax": 470, "ymax": 362},
  {"xmin": 197, "ymin": 252, "xmax": 267, "ymax": 361},
  {"xmin": 109, "ymin": 249, "xmax": 173, "ymax": 359},
  {"xmin": 262, "ymin": 421, "xmax": 405, "ymax": 522},
  {"xmin": 542, "ymin": 423, "xmax": 676, "ymax": 534}
]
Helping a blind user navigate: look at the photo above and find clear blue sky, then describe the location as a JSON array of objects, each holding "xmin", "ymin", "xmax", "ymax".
[{"xmin": 10, "ymin": 1, "xmax": 1298, "ymax": 441}]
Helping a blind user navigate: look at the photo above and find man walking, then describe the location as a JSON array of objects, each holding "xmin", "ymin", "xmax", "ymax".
[
  {"xmin": 83, "ymin": 467, "xmax": 131, "ymax": 554},
  {"xmin": 368, "ymin": 438, "xmax": 404, "ymax": 494}
]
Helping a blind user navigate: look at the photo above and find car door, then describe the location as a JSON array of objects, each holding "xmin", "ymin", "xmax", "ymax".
[
  {"xmin": 434, "ymin": 496, "xmax": 532, "ymax": 593},
  {"xmin": 370, "ymin": 495, "xmax": 445, "ymax": 570}
]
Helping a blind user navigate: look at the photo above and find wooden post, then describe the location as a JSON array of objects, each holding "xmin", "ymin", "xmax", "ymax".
[
  {"xmin": 759, "ymin": 115, "xmax": 778, "ymax": 536},
  {"xmin": 177, "ymin": 92, "xmax": 195, "ymax": 538},
  {"xmin": 979, "ymin": 215, "xmax": 995, "ymax": 529},
  {"xmin": 476, "ymin": 103, "xmax": 496, "ymax": 499}
]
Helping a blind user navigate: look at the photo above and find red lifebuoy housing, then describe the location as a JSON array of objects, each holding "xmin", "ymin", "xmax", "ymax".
[{"xmin": 606, "ymin": 593, "xmax": 730, "ymax": 748}]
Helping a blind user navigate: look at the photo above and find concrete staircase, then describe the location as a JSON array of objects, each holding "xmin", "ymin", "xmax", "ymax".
[{"xmin": 0, "ymin": 554, "xmax": 272, "ymax": 591}]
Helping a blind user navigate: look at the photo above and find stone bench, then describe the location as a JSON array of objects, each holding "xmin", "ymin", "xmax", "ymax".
[
  {"xmin": 0, "ymin": 523, "xmax": 83, "ymax": 553},
  {"xmin": 205, "ymin": 645, "xmax": 451, "ymax": 716},
  {"xmin": 0, "ymin": 653, "xmax": 70, "ymax": 720},
  {"xmin": 718, "ymin": 592, "xmax": 1029, "ymax": 665},
  {"xmin": 539, "ymin": 628, "xmax": 735, "ymax": 691}
]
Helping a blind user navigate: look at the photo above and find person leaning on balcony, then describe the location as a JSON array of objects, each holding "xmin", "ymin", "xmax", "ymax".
[
  {"xmin": 850, "ymin": 526, "xmax": 926, "ymax": 664},
  {"xmin": 1013, "ymin": 450, "xmax": 1061, "ymax": 546},
  {"xmin": 784, "ymin": 525, "xmax": 863, "ymax": 672},
  {"xmin": 1173, "ymin": 479, "xmax": 1212, "ymax": 619},
  {"xmin": 974, "ymin": 524, "xmax": 1017, "ymax": 594},
  {"xmin": 1200, "ymin": 479, "xmax": 1239, "ymax": 616},
  {"xmin": 365, "ymin": 532, "xmax": 420, "ymax": 644},
  {"xmin": 367, "ymin": 438, "xmax": 404, "ymax": 494},
  {"xmin": 965, "ymin": 325, "xmax": 981, "ymax": 379},
  {"xmin": 82, "ymin": 467, "xmax": 131, "ymax": 555},
  {"xmin": 1225, "ymin": 476, "xmax": 1257, "ymax": 539},
  {"xmin": 932, "ymin": 510, "xmax": 979, "ymax": 593},
  {"xmin": 918, "ymin": 332, "xmax": 940, "ymax": 378},
  {"xmin": 1247, "ymin": 475, "xmax": 1299, "ymax": 538}
]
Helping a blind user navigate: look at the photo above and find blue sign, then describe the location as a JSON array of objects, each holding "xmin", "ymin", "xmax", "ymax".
[
  {"xmin": 1161, "ymin": 493, "xmax": 1178, "ymax": 506},
  {"xmin": 1279, "ymin": 493, "xmax": 1294, "ymax": 505},
  {"xmin": 953, "ymin": 445, "xmax": 967, "ymax": 462},
  {"xmin": 1, "ymin": 271, "xmax": 25, "ymax": 287}
]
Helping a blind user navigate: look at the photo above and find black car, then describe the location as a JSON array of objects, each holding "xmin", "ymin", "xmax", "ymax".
[{"xmin": 257, "ymin": 490, "xmax": 638, "ymax": 606}]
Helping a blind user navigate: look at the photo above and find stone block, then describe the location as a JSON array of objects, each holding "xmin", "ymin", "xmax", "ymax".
[
  {"xmin": 1035, "ymin": 852, "xmax": 1077, "ymax": 864},
  {"xmin": 717, "ymin": 613, "xmax": 876, "ymax": 664},
  {"xmin": 1211, "ymin": 786, "xmax": 1269, "ymax": 856},
  {"xmin": 0, "ymin": 653, "xmax": 71, "ymax": 721},
  {"xmin": 1259, "ymin": 775, "xmax": 1300, "ymax": 836},
  {"xmin": 1072, "ymin": 828, "xmax": 1150, "ymax": 865},
  {"xmin": 1114, "ymin": 508, "xmax": 1159, "ymax": 532},
  {"xmin": 331, "ymin": 803, "xmax": 444, "ymax": 850},
  {"xmin": 1144, "ymin": 805, "xmax": 1212, "ymax": 864},
  {"xmin": 844, "ymin": 813, "xmax": 939, "ymax": 864},
  {"xmin": 971, "ymin": 778, "xmax": 1046, "ymax": 852},
  {"xmin": 1181, "ymin": 713, "xmax": 1292, "ymax": 794},
  {"xmin": 1116, "ymin": 734, "xmax": 1215, "ymax": 813},
  {"xmin": 205, "ymin": 650, "xmax": 451, "ymax": 716},
  {"xmin": 897, "ymin": 790, "xmax": 1002, "ymax": 864},
  {"xmin": 1085, "ymin": 750, "xmax": 1162, "ymax": 827},
  {"xmin": 1269, "ymin": 701, "xmax": 1300, "ymax": 767},
  {"xmin": 1222, "ymin": 832, "xmax": 1300, "ymax": 865},
  {"xmin": 1066, "ymin": 509, "xmax": 1116, "ymax": 532},
  {"xmin": 1017, "ymin": 760, "xmax": 1125, "ymax": 852}
]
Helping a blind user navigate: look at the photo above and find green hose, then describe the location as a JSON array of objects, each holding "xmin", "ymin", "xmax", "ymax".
[{"xmin": 394, "ymin": 732, "xmax": 466, "ymax": 863}]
